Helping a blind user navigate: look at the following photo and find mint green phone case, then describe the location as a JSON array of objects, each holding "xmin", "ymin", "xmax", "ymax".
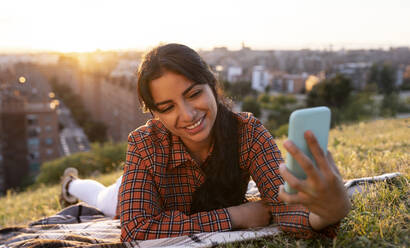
[{"xmin": 284, "ymin": 106, "xmax": 331, "ymax": 194}]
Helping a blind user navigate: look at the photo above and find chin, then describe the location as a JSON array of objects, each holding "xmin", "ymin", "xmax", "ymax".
[{"xmin": 187, "ymin": 128, "xmax": 212, "ymax": 143}]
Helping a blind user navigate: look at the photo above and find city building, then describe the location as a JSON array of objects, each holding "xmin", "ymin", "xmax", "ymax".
[
  {"xmin": 270, "ymin": 71, "xmax": 309, "ymax": 94},
  {"xmin": 0, "ymin": 64, "xmax": 61, "ymax": 193},
  {"xmin": 49, "ymin": 57, "xmax": 150, "ymax": 143},
  {"xmin": 99, "ymin": 75, "xmax": 150, "ymax": 142},
  {"xmin": 227, "ymin": 66, "xmax": 243, "ymax": 83},
  {"xmin": 252, "ymin": 65, "xmax": 272, "ymax": 92},
  {"xmin": 334, "ymin": 62, "xmax": 371, "ymax": 90}
]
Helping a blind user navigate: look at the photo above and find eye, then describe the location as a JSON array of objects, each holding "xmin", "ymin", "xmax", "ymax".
[
  {"xmin": 188, "ymin": 90, "xmax": 202, "ymax": 98},
  {"xmin": 158, "ymin": 105, "xmax": 174, "ymax": 113}
]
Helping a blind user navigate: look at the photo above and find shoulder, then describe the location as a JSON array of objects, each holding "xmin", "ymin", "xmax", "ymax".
[
  {"xmin": 235, "ymin": 112, "xmax": 266, "ymax": 136},
  {"xmin": 234, "ymin": 112, "xmax": 263, "ymax": 127},
  {"xmin": 127, "ymin": 119, "xmax": 170, "ymax": 170},
  {"xmin": 128, "ymin": 119, "xmax": 169, "ymax": 145},
  {"xmin": 235, "ymin": 112, "xmax": 273, "ymax": 145}
]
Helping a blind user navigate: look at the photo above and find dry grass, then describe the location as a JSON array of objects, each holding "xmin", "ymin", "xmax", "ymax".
[{"xmin": 1, "ymin": 118, "xmax": 409, "ymax": 247}]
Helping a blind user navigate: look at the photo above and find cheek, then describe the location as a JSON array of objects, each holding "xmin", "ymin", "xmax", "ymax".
[
  {"xmin": 208, "ymin": 95, "xmax": 218, "ymax": 115},
  {"xmin": 203, "ymin": 89, "xmax": 218, "ymax": 111},
  {"xmin": 158, "ymin": 115, "xmax": 177, "ymax": 130}
]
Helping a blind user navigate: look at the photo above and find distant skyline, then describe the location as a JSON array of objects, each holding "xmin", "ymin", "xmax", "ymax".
[{"xmin": 1, "ymin": 0, "xmax": 410, "ymax": 53}]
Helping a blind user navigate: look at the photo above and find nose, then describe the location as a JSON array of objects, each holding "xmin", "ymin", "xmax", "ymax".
[{"xmin": 178, "ymin": 101, "xmax": 196, "ymax": 123}]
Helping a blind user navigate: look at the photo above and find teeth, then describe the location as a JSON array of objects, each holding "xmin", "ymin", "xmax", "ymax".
[{"xmin": 186, "ymin": 118, "xmax": 202, "ymax": 130}]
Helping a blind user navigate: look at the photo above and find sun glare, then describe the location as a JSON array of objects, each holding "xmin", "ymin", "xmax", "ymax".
[{"xmin": 19, "ymin": 77, "xmax": 26, "ymax": 84}]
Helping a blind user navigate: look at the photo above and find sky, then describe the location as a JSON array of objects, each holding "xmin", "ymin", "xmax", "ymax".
[{"xmin": 1, "ymin": 0, "xmax": 410, "ymax": 53}]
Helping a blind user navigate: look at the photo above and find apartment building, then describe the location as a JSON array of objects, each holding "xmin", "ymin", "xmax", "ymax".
[
  {"xmin": 0, "ymin": 65, "xmax": 61, "ymax": 193},
  {"xmin": 50, "ymin": 59, "xmax": 149, "ymax": 143}
]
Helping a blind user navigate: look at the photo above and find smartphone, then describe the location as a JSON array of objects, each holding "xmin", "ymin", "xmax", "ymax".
[{"xmin": 284, "ymin": 106, "xmax": 331, "ymax": 194}]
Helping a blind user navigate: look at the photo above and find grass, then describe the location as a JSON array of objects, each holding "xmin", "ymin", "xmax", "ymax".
[
  {"xmin": 0, "ymin": 170, "xmax": 123, "ymax": 227},
  {"xmin": 1, "ymin": 118, "xmax": 409, "ymax": 247}
]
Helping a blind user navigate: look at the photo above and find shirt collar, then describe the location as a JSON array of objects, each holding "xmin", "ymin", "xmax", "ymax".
[{"xmin": 168, "ymin": 133, "xmax": 194, "ymax": 169}]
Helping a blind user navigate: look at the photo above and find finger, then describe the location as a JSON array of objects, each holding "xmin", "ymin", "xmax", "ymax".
[
  {"xmin": 304, "ymin": 131, "xmax": 332, "ymax": 176},
  {"xmin": 327, "ymin": 151, "xmax": 341, "ymax": 177},
  {"xmin": 279, "ymin": 164, "xmax": 315, "ymax": 196},
  {"xmin": 278, "ymin": 185, "xmax": 311, "ymax": 205},
  {"xmin": 283, "ymin": 140, "xmax": 322, "ymax": 184}
]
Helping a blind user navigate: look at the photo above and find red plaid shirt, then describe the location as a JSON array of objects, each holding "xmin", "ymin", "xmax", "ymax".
[{"xmin": 118, "ymin": 112, "xmax": 337, "ymax": 241}]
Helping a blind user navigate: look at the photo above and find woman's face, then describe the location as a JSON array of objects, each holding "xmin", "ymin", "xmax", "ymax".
[{"xmin": 149, "ymin": 71, "xmax": 218, "ymax": 151}]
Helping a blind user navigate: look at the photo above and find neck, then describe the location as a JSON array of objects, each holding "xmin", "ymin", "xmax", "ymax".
[{"xmin": 184, "ymin": 136, "xmax": 213, "ymax": 163}]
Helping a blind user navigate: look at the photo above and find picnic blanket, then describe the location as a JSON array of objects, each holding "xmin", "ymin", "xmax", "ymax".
[{"xmin": 0, "ymin": 172, "xmax": 402, "ymax": 248}]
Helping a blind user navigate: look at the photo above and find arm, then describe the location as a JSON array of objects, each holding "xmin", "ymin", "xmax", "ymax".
[
  {"xmin": 246, "ymin": 119, "xmax": 347, "ymax": 238},
  {"xmin": 118, "ymin": 135, "xmax": 232, "ymax": 241},
  {"xmin": 278, "ymin": 131, "xmax": 351, "ymax": 232}
]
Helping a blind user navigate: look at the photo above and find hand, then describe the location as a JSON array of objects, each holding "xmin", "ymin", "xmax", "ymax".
[
  {"xmin": 278, "ymin": 130, "xmax": 351, "ymax": 230},
  {"xmin": 227, "ymin": 200, "xmax": 271, "ymax": 229}
]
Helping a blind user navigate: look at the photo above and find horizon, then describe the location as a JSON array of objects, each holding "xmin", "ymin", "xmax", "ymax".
[
  {"xmin": 1, "ymin": 44, "xmax": 410, "ymax": 55},
  {"xmin": 1, "ymin": 0, "xmax": 410, "ymax": 53}
]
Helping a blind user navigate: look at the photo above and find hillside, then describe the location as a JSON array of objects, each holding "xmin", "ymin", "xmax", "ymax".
[{"xmin": 1, "ymin": 118, "xmax": 409, "ymax": 247}]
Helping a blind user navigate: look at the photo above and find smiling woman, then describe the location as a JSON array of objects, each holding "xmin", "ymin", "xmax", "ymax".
[{"xmin": 111, "ymin": 43, "xmax": 351, "ymax": 241}]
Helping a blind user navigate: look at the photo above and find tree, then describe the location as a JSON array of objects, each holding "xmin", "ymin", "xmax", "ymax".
[
  {"xmin": 367, "ymin": 64, "xmax": 379, "ymax": 85},
  {"xmin": 226, "ymin": 81, "xmax": 255, "ymax": 100},
  {"xmin": 242, "ymin": 96, "xmax": 261, "ymax": 118},
  {"xmin": 367, "ymin": 63, "xmax": 397, "ymax": 95},
  {"xmin": 367, "ymin": 63, "xmax": 399, "ymax": 116},
  {"xmin": 307, "ymin": 74, "xmax": 352, "ymax": 109},
  {"xmin": 84, "ymin": 121, "xmax": 107, "ymax": 143},
  {"xmin": 264, "ymin": 94, "xmax": 299, "ymax": 133},
  {"xmin": 307, "ymin": 74, "xmax": 353, "ymax": 125},
  {"xmin": 379, "ymin": 64, "xmax": 396, "ymax": 95},
  {"xmin": 257, "ymin": 93, "xmax": 271, "ymax": 105}
]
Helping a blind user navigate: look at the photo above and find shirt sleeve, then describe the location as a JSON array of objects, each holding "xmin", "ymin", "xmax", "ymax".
[
  {"xmin": 118, "ymin": 134, "xmax": 232, "ymax": 241},
  {"xmin": 245, "ymin": 117, "xmax": 338, "ymax": 239}
]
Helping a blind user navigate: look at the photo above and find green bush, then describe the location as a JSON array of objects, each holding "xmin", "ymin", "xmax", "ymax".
[
  {"xmin": 381, "ymin": 93, "xmax": 399, "ymax": 117},
  {"xmin": 36, "ymin": 142, "xmax": 127, "ymax": 185},
  {"xmin": 36, "ymin": 152, "xmax": 99, "ymax": 185},
  {"xmin": 261, "ymin": 94, "xmax": 301, "ymax": 135},
  {"xmin": 242, "ymin": 96, "xmax": 261, "ymax": 118},
  {"xmin": 273, "ymin": 123, "xmax": 288, "ymax": 138},
  {"xmin": 91, "ymin": 142, "xmax": 127, "ymax": 173},
  {"xmin": 307, "ymin": 74, "xmax": 352, "ymax": 110},
  {"xmin": 397, "ymin": 96, "xmax": 410, "ymax": 113},
  {"xmin": 400, "ymin": 78, "xmax": 410, "ymax": 90},
  {"xmin": 341, "ymin": 93, "xmax": 377, "ymax": 122}
]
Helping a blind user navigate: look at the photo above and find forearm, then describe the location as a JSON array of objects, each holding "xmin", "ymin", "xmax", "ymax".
[
  {"xmin": 120, "ymin": 208, "xmax": 232, "ymax": 241},
  {"xmin": 227, "ymin": 200, "xmax": 271, "ymax": 229},
  {"xmin": 269, "ymin": 202, "xmax": 340, "ymax": 239}
]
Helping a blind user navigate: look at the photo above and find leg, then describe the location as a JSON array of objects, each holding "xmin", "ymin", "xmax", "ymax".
[
  {"xmin": 95, "ymin": 176, "xmax": 122, "ymax": 217},
  {"xmin": 61, "ymin": 168, "xmax": 121, "ymax": 217},
  {"xmin": 68, "ymin": 179, "xmax": 106, "ymax": 207}
]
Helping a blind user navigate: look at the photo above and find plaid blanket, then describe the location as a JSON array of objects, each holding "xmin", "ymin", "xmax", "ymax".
[
  {"xmin": 0, "ymin": 204, "xmax": 280, "ymax": 247},
  {"xmin": 0, "ymin": 172, "xmax": 401, "ymax": 248}
]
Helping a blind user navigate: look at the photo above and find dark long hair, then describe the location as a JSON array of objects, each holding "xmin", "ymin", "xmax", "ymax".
[{"xmin": 137, "ymin": 44, "xmax": 249, "ymax": 213}]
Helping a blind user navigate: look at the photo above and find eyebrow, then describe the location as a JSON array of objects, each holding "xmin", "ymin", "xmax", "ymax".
[{"xmin": 155, "ymin": 84, "xmax": 197, "ymax": 106}]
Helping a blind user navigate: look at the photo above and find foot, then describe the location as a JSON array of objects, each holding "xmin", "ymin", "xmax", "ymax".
[{"xmin": 60, "ymin": 167, "xmax": 79, "ymax": 206}]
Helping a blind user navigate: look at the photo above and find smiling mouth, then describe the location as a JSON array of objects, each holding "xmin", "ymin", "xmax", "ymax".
[{"xmin": 185, "ymin": 115, "xmax": 205, "ymax": 130}]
